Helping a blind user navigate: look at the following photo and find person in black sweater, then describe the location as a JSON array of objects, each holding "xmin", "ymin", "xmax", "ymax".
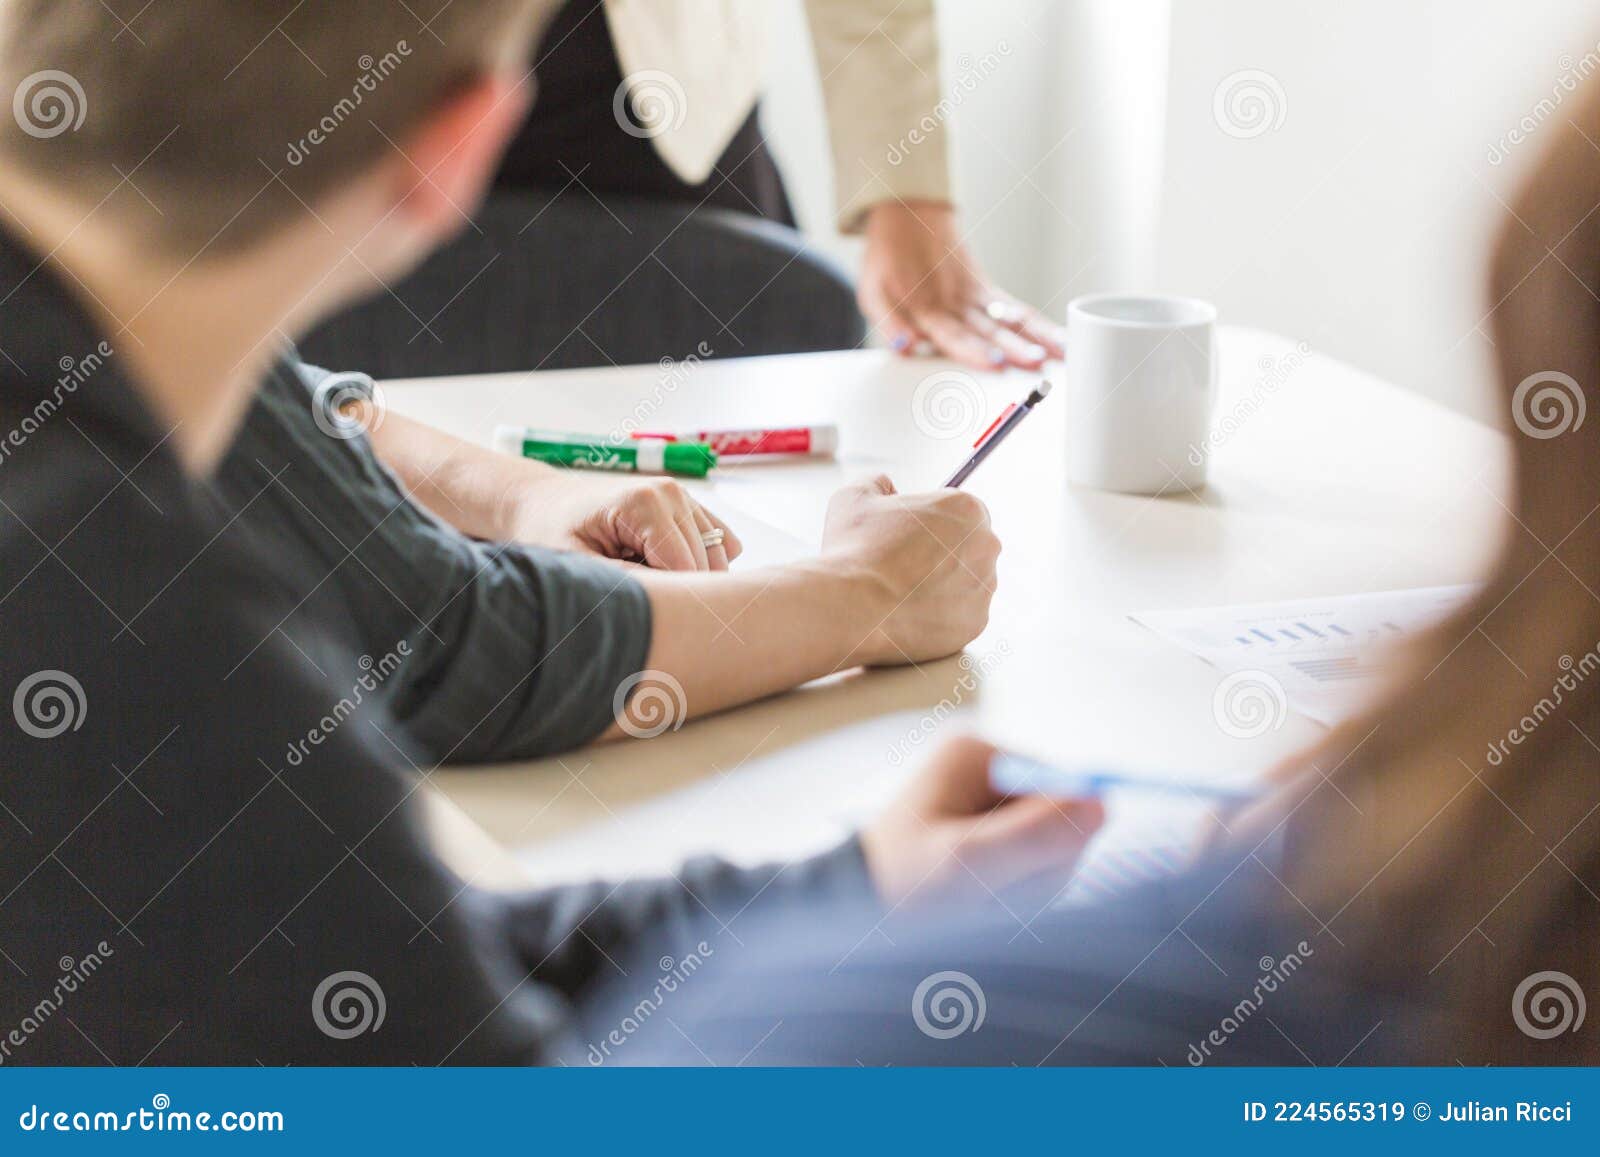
[{"xmin": 0, "ymin": 1, "xmax": 1100, "ymax": 1065}]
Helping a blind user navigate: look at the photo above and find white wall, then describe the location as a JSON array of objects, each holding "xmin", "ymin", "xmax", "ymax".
[
  {"xmin": 1158, "ymin": 0, "xmax": 1600, "ymax": 422},
  {"xmin": 763, "ymin": 0, "xmax": 1600, "ymax": 422}
]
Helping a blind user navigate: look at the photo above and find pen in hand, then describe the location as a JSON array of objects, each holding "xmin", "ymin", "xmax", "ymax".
[
  {"xmin": 990, "ymin": 752, "xmax": 1263, "ymax": 805},
  {"xmin": 943, "ymin": 380, "xmax": 1052, "ymax": 488}
]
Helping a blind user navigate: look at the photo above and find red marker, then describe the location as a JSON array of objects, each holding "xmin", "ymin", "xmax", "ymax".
[{"xmin": 630, "ymin": 424, "xmax": 838, "ymax": 458}]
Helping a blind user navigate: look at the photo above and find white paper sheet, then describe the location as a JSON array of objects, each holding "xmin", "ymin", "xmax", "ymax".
[
  {"xmin": 707, "ymin": 504, "xmax": 813, "ymax": 567},
  {"xmin": 1130, "ymin": 584, "xmax": 1477, "ymax": 725}
]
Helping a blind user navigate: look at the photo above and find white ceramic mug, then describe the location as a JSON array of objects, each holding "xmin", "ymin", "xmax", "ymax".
[{"xmin": 1063, "ymin": 293, "xmax": 1218, "ymax": 494}]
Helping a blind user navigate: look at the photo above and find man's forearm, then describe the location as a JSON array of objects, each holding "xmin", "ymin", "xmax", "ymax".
[
  {"xmin": 609, "ymin": 561, "xmax": 890, "ymax": 736},
  {"xmin": 361, "ymin": 411, "xmax": 897, "ymax": 722},
  {"xmin": 356, "ymin": 409, "xmax": 975, "ymax": 740},
  {"xmin": 364, "ymin": 406, "xmax": 548, "ymax": 539}
]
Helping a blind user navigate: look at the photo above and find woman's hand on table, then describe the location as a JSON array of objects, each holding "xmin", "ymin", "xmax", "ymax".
[{"xmin": 858, "ymin": 200, "xmax": 1067, "ymax": 372}]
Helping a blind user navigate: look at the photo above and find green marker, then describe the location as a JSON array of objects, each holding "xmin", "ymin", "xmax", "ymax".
[{"xmin": 493, "ymin": 425, "xmax": 717, "ymax": 478}]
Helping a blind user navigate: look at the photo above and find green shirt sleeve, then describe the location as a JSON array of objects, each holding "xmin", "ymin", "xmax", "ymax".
[{"xmin": 212, "ymin": 356, "xmax": 652, "ymax": 762}]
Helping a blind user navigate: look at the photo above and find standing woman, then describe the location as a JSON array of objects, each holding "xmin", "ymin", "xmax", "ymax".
[{"xmin": 499, "ymin": 0, "xmax": 1067, "ymax": 370}]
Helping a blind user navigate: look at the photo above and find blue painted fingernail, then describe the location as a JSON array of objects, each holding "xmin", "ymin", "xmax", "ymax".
[
  {"xmin": 987, "ymin": 347, "xmax": 1006, "ymax": 365},
  {"xmin": 890, "ymin": 334, "xmax": 910, "ymax": 352}
]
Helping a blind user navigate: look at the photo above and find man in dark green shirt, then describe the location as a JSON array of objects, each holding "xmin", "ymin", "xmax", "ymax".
[
  {"xmin": 212, "ymin": 352, "xmax": 1010, "ymax": 762},
  {"xmin": 0, "ymin": 0, "xmax": 1100, "ymax": 1063},
  {"xmin": 212, "ymin": 357, "xmax": 654, "ymax": 760}
]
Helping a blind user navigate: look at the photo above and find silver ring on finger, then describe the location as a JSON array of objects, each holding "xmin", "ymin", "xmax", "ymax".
[
  {"xmin": 700, "ymin": 528, "xmax": 726, "ymax": 549},
  {"xmin": 984, "ymin": 300, "xmax": 1020, "ymax": 325}
]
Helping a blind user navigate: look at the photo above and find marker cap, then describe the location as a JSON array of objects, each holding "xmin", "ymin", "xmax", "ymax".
[{"xmin": 661, "ymin": 441, "xmax": 717, "ymax": 477}]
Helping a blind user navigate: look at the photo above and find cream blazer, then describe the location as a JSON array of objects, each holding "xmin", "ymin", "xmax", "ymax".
[{"xmin": 603, "ymin": 0, "xmax": 950, "ymax": 231}]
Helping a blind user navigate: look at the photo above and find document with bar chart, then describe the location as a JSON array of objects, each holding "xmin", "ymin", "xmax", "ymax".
[{"xmin": 1130, "ymin": 585, "xmax": 1477, "ymax": 725}]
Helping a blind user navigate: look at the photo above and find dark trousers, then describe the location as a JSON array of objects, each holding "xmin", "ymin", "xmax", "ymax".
[
  {"xmin": 299, "ymin": 1, "xmax": 862, "ymax": 379},
  {"xmin": 496, "ymin": 0, "xmax": 798, "ymax": 226}
]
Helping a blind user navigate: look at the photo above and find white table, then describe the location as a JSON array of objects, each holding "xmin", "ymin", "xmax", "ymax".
[{"xmin": 388, "ymin": 328, "xmax": 1509, "ymax": 889}]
